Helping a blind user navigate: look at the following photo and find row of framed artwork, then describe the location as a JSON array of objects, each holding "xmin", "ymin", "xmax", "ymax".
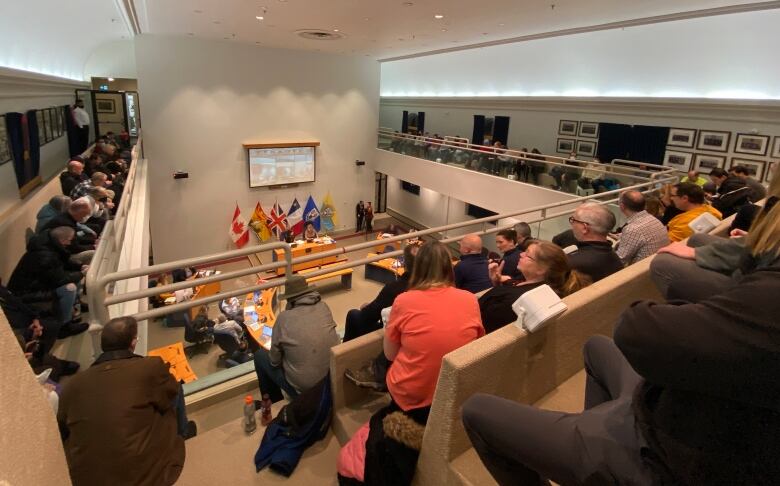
[
  {"xmin": 0, "ymin": 106, "xmax": 67, "ymax": 165},
  {"xmin": 662, "ymin": 150, "xmax": 776, "ymax": 183},
  {"xmin": 556, "ymin": 138, "xmax": 597, "ymax": 157},
  {"xmin": 558, "ymin": 120, "xmax": 599, "ymax": 139},
  {"xmin": 667, "ymin": 127, "xmax": 780, "ymax": 158}
]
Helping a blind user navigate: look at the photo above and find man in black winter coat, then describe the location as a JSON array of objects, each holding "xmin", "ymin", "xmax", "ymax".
[
  {"xmin": 342, "ymin": 244, "xmax": 417, "ymax": 342},
  {"xmin": 8, "ymin": 226, "xmax": 87, "ymax": 326},
  {"xmin": 0, "ymin": 286, "xmax": 81, "ymax": 380}
]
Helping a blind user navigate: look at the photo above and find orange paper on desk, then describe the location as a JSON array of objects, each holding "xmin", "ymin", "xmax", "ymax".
[{"xmin": 148, "ymin": 342, "xmax": 198, "ymax": 382}]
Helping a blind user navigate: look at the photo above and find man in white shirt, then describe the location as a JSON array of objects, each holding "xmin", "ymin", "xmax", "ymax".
[
  {"xmin": 614, "ymin": 190, "xmax": 669, "ymax": 265},
  {"xmin": 73, "ymin": 99, "xmax": 91, "ymax": 154}
]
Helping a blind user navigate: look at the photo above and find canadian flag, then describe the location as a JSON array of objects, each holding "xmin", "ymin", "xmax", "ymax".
[{"xmin": 229, "ymin": 204, "xmax": 249, "ymax": 248}]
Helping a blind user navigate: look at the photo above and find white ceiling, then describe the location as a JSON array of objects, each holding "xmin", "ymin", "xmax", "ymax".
[
  {"xmin": 136, "ymin": 0, "xmax": 777, "ymax": 60},
  {"xmin": 0, "ymin": 0, "xmax": 131, "ymax": 81}
]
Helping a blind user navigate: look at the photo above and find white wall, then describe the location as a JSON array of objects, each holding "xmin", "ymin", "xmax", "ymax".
[
  {"xmin": 84, "ymin": 40, "xmax": 138, "ymax": 80},
  {"xmin": 379, "ymin": 97, "xmax": 780, "ymax": 169},
  {"xmin": 380, "ymin": 9, "xmax": 780, "ymax": 100},
  {"xmin": 134, "ymin": 35, "xmax": 380, "ymax": 262},
  {"xmin": 375, "ymin": 149, "xmax": 577, "ymax": 217}
]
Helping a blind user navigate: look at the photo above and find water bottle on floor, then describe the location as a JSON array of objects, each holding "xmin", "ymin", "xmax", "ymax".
[{"xmin": 243, "ymin": 395, "xmax": 257, "ymax": 434}]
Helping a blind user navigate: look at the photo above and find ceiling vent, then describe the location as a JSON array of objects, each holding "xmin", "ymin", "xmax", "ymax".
[{"xmin": 296, "ymin": 29, "xmax": 345, "ymax": 41}]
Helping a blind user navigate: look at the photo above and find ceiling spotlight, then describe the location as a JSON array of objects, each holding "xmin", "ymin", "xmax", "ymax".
[
  {"xmin": 434, "ymin": 14, "xmax": 444, "ymax": 19},
  {"xmin": 441, "ymin": 28, "xmax": 447, "ymax": 32},
  {"xmin": 333, "ymin": 28, "xmax": 339, "ymax": 32},
  {"xmin": 108, "ymin": 77, "xmax": 115, "ymax": 81},
  {"xmin": 363, "ymin": 17, "xmax": 370, "ymax": 21},
  {"xmin": 402, "ymin": 2, "xmax": 413, "ymax": 6},
  {"xmin": 499, "ymin": 23, "xmax": 505, "ymax": 26},
  {"xmin": 256, "ymin": 16, "xmax": 264, "ymax": 20}
]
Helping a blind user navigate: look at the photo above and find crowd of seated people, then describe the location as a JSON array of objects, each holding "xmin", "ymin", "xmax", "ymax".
[
  {"xmin": 2, "ymin": 134, "xmax": 133, "ymax": 388},
  {"xmin": 18, "ymin": 143, "xmax": 774, "ymax": 486},
  {"xmin": 462, "ymin": 166, "xmax": 780, "ymax": 486}
]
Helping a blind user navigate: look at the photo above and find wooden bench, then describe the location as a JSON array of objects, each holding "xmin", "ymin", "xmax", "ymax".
[
  {"xmin": 330, "ymin": 256, "xmax": 661, "ymax": 485},
  {"xmin": 299, "ymin": 263, "xmax": 354, "ymax": 290}
]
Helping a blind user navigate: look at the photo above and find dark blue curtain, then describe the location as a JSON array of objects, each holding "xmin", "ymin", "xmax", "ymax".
[
  {"xmin": 416, "ymin": 112, "xmax": 425, "ymax": 134},
  {"xmin": 401, "ymin": 111, "xmax": 408, "ymax": 133},
  {"xmin": 25, "ymin": 110, "xmax": 40, "ymax": 181},
  {"xmin": 5, "ymin": 112, "xmax": 26, "ymax": 187},
  {"xmin": 596, "ymin": 123, "xmax": 632, "ymax": 163},
  {"xmin": 472, "ymin": 115, "xmax": 486, "ymax": 145},
  {"xmin": 629, "ymin": 125, "xmax": 669, "ymax": 165},
  {"xmin": 493, "ymin": 116, "xmax": 510, "ymax": 145}
]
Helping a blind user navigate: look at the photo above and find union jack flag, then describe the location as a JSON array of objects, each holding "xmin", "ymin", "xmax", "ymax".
[{"xmin": 267, "ymin": 201, "xmax": 289, "ymax": 239}]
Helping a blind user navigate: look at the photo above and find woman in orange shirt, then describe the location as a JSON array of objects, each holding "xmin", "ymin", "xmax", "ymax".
[{"xmin": 338, "ymin": 241, "xmax": 484, "ymax": 485}]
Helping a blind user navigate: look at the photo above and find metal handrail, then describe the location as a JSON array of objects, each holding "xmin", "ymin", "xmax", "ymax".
[{"xmin": 377, "ymin": 128, "xmax": 676, "ymax": 179}]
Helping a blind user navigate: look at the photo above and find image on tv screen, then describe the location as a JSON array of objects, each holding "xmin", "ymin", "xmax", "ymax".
[{"xmin": 248, "ymin": 146, "xmax": 315, "ymax": 187}]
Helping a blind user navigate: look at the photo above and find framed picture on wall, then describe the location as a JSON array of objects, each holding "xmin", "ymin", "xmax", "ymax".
[
  {"xmin": 558, "ymin": 120, "xmax": 578, "ymax": 136},
  {"xmin": 576, "ymin": 139, "xmax": 597, "ymax": 157},
  {"xmin": 556, "ymin": 138, "xmax": 575, "ymax": 154},
  {"xmin": 692, "ymin": 153, "xmax": 726, "ymax": 174},
  {"xmin": 663, "ymin": 150, "xmax": 693, "ymax": 171},
  {"xmin": 728, "ymin": 157, "xmax": 765, "ymax": 181},
  {"xmin": 766, "ymin": 161, "xmax": 778, "ymax": 183},
  {"xmin": 772, "ymin": 136, "xmax": 780, "ymax": 158},
  {"xmin": 0, "ymin": 115, "xmax": 11, "ymax": 164},
  {"xmin": 96, "ymin": 99, "xmax": 116, "ymax": 114},
  {"xmin": 35, "ymin": 110, "xmax": 46, "ymax": 144},
  {"xmin": 43, "ymin": 109, "xmax": 53, "ymax": 142},
  {"xmin": 696, "ymin": 130, "xmax": 730, "ymax": 152},
  {"xmin": 734, "ymin": 133, "xmax": 769, "ymax": 156},
  {"xmin": 56, "ymin": 106, "xmax": 65, "ymax": 136},
  {"xmin": 578, "ymin": 122, "xmax": 599, "ymax": 138},
  {"xmin": 667, "ymin": 128, "xmax": 697, "ymax": 148}
]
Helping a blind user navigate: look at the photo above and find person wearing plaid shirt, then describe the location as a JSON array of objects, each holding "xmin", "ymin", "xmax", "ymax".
[
  {"xmin": 70, "ymin": 172, "xmax": 109, "ymax": 199},
  {"xmin": 615, "ymin": 191, "xmax": 669, "ymax": 266}
]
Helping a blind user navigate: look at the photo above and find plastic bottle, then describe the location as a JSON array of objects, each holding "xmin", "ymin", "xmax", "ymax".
[
  {"xmin": 243, "ymin": 395, "xmax": 257, "ymax": 434},
  {"xmin": 261, "ymin": 393, "xmax": 273, "ymax": 426}
]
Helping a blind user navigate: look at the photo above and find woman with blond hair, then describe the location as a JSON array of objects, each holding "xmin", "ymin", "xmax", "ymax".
[
  {"xmin": 338, "ymin": 240, "xmax": 484, "ymax": 485},
  {"xmin": 480, "ymin": 240, "xmax": 591, "ymax": 333}
]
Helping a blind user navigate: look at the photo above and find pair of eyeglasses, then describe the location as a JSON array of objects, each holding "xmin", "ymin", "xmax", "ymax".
[
  {"xmin": 520, "ymin": 251, "xmax": 536, "ymax": 261},
  {"xmin": 568, "ymin": 216, "xmax": 589, "ymax": 226}
]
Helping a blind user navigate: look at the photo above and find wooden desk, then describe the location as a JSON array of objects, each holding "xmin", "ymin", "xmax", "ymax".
[
  {"xmin": 273, "ymin": 239, "xmax": 338, "ymax": 275},
  {"xmin": 243, "ymin": 288, "xmax": 277, "ymax": 350},
  {"xmin": 374, "ymin": 233, "xmax": 401, "ymax": 253},
  {"xmin": 365, "ymin": 252, "xmax": 404, "ymax": 285}
]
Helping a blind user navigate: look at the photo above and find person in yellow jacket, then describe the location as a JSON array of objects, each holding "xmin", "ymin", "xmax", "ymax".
[{"xmin": 667, "ymin": 182, "xmax": 722, "ymax": 242}]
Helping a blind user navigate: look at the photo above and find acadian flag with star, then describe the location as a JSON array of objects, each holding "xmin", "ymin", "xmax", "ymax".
[
  {"xmin": 249, "ymin": 202, "xmax": 272, "ymax": 242},
  {"xmin": 320, "ymin": 191, "xmax": 337, "ymax": 232},
  {"xmin": 303, "ymin": 195, "xmax": 321, "ymax": 231}
]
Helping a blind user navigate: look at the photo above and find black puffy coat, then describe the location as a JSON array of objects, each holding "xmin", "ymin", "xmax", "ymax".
[{"xmin": 8, "ymin": 230, "xmax": 83, "ymax": 293}]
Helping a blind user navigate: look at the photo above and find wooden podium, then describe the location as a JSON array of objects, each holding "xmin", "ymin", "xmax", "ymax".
[{"xmin": 273, "ymin": 240, "xmax": 338, "ymax": 275}]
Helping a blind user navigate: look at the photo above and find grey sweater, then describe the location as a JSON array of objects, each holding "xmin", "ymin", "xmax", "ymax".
[{"xmin": 269, "ymin": 291, "xmax": 339, "ymax": 393}]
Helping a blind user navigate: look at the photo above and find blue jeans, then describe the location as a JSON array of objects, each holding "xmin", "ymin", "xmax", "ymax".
[
  {"xmin": 55, "ymin": 282, "xmax": 79, "ymax": 323},
  {"xmin": 254, "ymin": 348, "xmax": 299, "ymax": 403},
  {"xmin": 172, "ymin": 383, "xmax": 189, "ymax": 437}
]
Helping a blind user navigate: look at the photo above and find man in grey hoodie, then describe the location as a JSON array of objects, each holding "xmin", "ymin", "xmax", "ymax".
[{"xmin": 253, "ymin": 275, "xmax": 339, "ymax": 402}]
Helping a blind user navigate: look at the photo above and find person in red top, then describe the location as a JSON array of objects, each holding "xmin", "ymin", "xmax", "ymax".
[
  {"xmin": 338, "ymin": 240, "xmax": 484, "ymax": 485},
  {"xmin": 384, "ymin": 241, "xmax": 485, "ymax": 409}
]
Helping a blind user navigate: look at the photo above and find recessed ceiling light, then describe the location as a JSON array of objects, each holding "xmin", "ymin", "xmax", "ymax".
[
  {"xmin": 187, "ymin": 32, "xmax": 194, "ymax": 36},
  {"xmin": 108, "ymin": 77, "xmax": 115, "ymax": 81},
  {"xmin": 402, "ymin": 2, "xmax": 413, "ymax": 6},
  {"xmin": 363, "ymin": 17, "xmax": 370, "ymax": 21},
  {"xmin": 482, "ymin": 32, "xmax": 488, "ymax": 35},
  {"xmin": 333, "ymin": 28, "xmax": 339, "ymax": 32},
  {"xmin": 256, "ymin": 41, "xmax": 262, "ymax": 44},
  {"xmin": 441, "ymin": 28, "xmax": 447, "ymax": 32},
  {"xmin": 499, "ymin": 23, "xmax": 505, "ymax": 26},
  {"xmin": 213, "ymin": 20, "xmax": 221, "ymax": 24},
  {"xmin": 434, "ymin": 14, "xmax": 444, "ymax": 19},
  {"xmin": 194, "ymin": 9, "xmax": 202, "ymax": 13},
  {"xmin": 256, "ymin": 16, "xmax": 264, "ymax": 20}
]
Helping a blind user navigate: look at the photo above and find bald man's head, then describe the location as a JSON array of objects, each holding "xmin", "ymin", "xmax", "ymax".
[
  {"xmin": 459, "ymin": 233, "xmax": 483, "ymax": 255},
  {"xmin": 619, "ymin": 190, "xmax": 646, "ymax": 214},
  {"xmin": 69, "ymin": 197, "xmax": 93, "ymax": 222},
  {"xmin": 68, "ymin": 160, "xmax": 84, "ymax": 175}
]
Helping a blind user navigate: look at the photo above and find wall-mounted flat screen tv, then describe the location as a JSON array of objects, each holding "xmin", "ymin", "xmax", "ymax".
[{"xmin": 248, "ymin": 145, "xmax": 316, "ymax": 187}]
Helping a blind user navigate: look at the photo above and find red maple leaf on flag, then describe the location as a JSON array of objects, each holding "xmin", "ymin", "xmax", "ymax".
[{"xmin": 232, "ymin": 220, "xmax": 245, "ymax": 235}]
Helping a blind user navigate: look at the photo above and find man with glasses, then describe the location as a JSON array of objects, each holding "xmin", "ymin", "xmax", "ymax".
[
  {"xmin": 667, "ymin": 182, "xmax": 722, "ymax": 242},
  {"xmin": 565, "ymin": 203, "xmax": 623, "ymax": 281}
]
